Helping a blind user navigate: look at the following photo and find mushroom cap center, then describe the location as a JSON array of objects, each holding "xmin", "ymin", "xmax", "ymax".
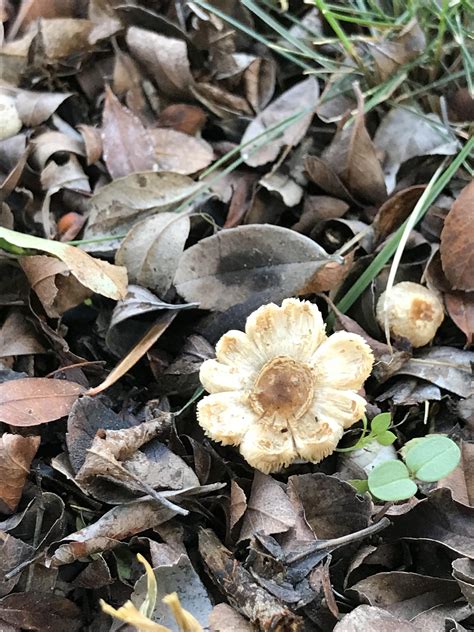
[{"xmin": 249, "ymin": 356, "xmax": 314, "ymax": 419}]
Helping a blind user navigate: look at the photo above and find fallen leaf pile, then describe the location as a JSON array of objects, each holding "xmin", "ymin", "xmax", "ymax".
[{"xmin": 0, "ymin": 1, "xmax": 473, "ymax": 631}]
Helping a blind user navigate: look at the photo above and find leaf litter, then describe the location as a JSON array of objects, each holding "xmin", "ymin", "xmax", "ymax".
[{"xmin": 0, "ymin": 1, "xmax": 472, "ymax": 631}]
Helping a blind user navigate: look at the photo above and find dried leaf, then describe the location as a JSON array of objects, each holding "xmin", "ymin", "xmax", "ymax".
[
  {"xmin": 240, "ymin": 77, "xmax": 319, "ymax": 167},
  {"xmin": 209, "ymin": 604, "xmax": 254, "ymax": 632},
  {"xmin": 368, "ymin": 19, "xmax": 426, "ymax": 81},
  {"xmin": 321, "ymin": 90, "xmax": 387, "ymax": 205},
  {"xmin": 86, "ymin": 311, "xmax": 177, "ymax": 396},
  {"xmin": 0, "ymin": 533, "xmax": 34, "ymax": 598},
  {"xmin": 392, "ymin": 346, "xmax": 474, "ymax": 397},
  {"xmin": 77, "ymin": 124, "xmax": 102, "ymax": 165},
  {"xmin": 373, "ymin": 185, "xmax": 426, "ymax": 240},
  {"xmin": 150, "ymin": 129, "xmax": 214, "ymax": 175},
  {"xmin": 116, "ymin": 213, "xmax": 190, "ymax": 296},
  {"xmin": 374, "ymin": 107, "xmax": 458, "ymax": 192},
  {"xmin": 0, "ymin": 434, "xmax": 41, "ymax": 513},
  {"xmin": 333, "ymin": 605, "xmax": 419, "ymax": 632},
  {"xmin": 438, "ymin": 442, "xmax": 474, "ymax": 507},
  {"xmin": 0, "ymin": 310, "xmax": 45, "ymax": 357},
  {"xmin": 0, "ymin": 378, "xmax": 85, "ymax": 426},
  {"xmin": 157, "ymin": 104, "xmax": 207, "ymax": 135},
  {"xmin": 48, "ymin": 499, "xmax": 177, "ymax": 566},
  {"xmin": 15, "ymin": 90, "xmax": 71, "ymax": 127},
  {"xmin": 445, "ymin": 292, "xmax": 474, "ymax": 347},
  {"xmin": 101, "ymin": 85, "xmax": 156, "ymax": 179},
  {"xmin": 126, "ymin": 27, "xmax": 194, "ymax": 99},
  {"xmin": 0, "ymin": 227, "xmax": 127, "ymax": 300},
  {"xmin": 239, "ymin": 472, "xmax": 297, "ymax": 542},
  {"xmin": 174, "ymin": 224, "xmax": 337, "ymax": 311},
  {"xmin": 32, "ymin": 131, "xmax": 85, "ymax": 170},
  {"xmin": 20, "ymin": 255, "xmax": 92, "ymax": 318},
  {"xmin": 440, "ymin": 181, "xmax": 474, "ymax": 291},
  {"xmin": 84, "ymin": 171, "xmax": 200, "ymax": 244},
  {"xmin": 0, "ymin": 592, "xmax": 81, "ymax": 632}
]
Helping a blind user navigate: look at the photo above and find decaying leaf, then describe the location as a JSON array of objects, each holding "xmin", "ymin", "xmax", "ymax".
[
  {"xmin": 0, "ymin": 226, "xmax": 127, "ymax": 300},
  {"xmin": 445, "ymin": 292, "xmax": 474, "ymax": 347},
  {"xmin": 240, "ymin": 77, "xmax": 319, "ymax": 167},
  {"xmin": 333, "ymin": 605, "xmax": 419, "ymax": 631},
  {"xmin": 84, "ymin": 171, "xmax": 200, "ymax": 244},
  {"xmin": 101, "ymin": 85, "xmax": 156, "ymax": 179},
  {"xmin": 0, "ymin": 378, "xmax": 85, "ymax": 426},
  {"xmin": 174, "ymin": 224, "xmax": 337, "ymax": 311},
  {"xmin": 150, "ymin": 129, "xmax": 214, "ymax": 175},
  {"xmin": 0, "ymin": 592, "xmax": 81, "ymax": 632},
  {"xmin": 440, "ymin": 181, "xmax": 474, "ymax": 292},
  {"xmin": 15, "ymin": 90, "xmax": 71, "ymax": 127},
  {"xmin": 374, "ymin": 107, "xmax": 458, "ymax": 192},
  {"xmin": 116, "ymin": 213, "xmax": 191, "ymax": 295},
  {"xmin": 0, "ymin": 434, "xmax": 40, "ymax": 513},
  {"xmin": 0, "ymin": 310, "xmax": 45, "ymax": 357}
]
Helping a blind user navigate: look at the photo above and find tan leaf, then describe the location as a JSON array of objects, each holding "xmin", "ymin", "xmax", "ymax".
[
  {"xmin": 20, "ymin": 255, "xmax": 92, "ymax": 318},
  {"xmin": 150, "ymin": 129, "xmax": 213, "ymax": 175},
  {"xmin": 77, "ymin": 124, "xmax": 103, "ymax": 165},
  {"xmin": 438, "ymin": 441, "xmax": 474, "ymax": 506},
  {"xmin": 0, "ymin": 434, "xmax": 40, "ymax": 513},
  {"xmin": 157, "ymin": 104, "xmax": 207, "ymax": 135},
  {"xmin": 440, "ymin": 181, "xmax": 474, "ymax": 291},
  {"xmin": 0, "ymin": 378, "xmax": 85, "ymax": 426},
  {"xmin": 15, "ymin": 90, "xmax": 71, "ymax": 127},
  {"xmin": 0, "ymin": 226, "xmax": 128, "ymax": 300},
  {"xmin": 0, "ymin": 310, "xmax": 45, "ymax": 357},
  {"xmin": 101, "ymin": 85, "xmax": 156, "ymax": 179}
]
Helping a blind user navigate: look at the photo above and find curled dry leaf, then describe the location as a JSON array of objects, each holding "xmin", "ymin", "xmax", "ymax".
[
  {"xmin": 240, "ymin": 77, "xmax": 319, "ymax": 167},
  {"xmin": 150, "ymin": 128, "xmax": 214, "ymax": 175},
  {"xmin": 0, "ymin": 378, "xmax": 85, "ymax": 426},
  {"xmin": 440, "ymin": 181, "xmax": 474, "ymax": 291},
  {"xmin": 15, "ymin": 90, "xmax": 71, "ymax": 127},
  {"xmin": 373, "ymin": 185, "xmax": 426, "ymax": 240},
  {"xmin": 77, "ymin": 124, "xmax": 102, "ymax": 165},
  {"xmin": 20, "ymin": 255, "xmax": 92, "ymax": 318},
  {"xmin": 0, "ymin": 227, "xmax": 127, "ymax": 300},
  {"xmin": 116, "ymin": 212, "xmax": 191, "ymax": 295},
  {"xmin": 101, "ymin": 85, "xmax": 156, "ymax": 179},
  {"xmin": 84, "ymin": 171, "xmax": 200, "ymax": 244},
  {"xmin": 31, "ymin": 131, "xmax": 85, "ymax": 170},
  {"xmin": 0, "ymin": 434, "xmax": 41, "ymax": 514},
  {"xmin": 174, "ymin": 224, "xmax": 338, "ymax": 311},
  {"xmin": 126, "ymin": 27, "xmax": 194, "ymax": 99}
]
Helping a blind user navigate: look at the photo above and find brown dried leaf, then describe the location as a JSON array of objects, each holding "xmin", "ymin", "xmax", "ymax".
[
  {"xmin": 292, "ymin": 195, "xmax": 349, "ymax": 234},
  {"xmin": 191, "ymin": 82, "xmax": 252, "ymax": 117},
  {"xmin": 209, "ymin": 604, "xmax": 254, "ymax": 632},
  {"xmin": 0, "ymin": 592, "xmax": 81, "ymax": 632},
  {"xmin": 157, "ymin": 104, "xmax": 207, "ymax": 135},
  {"xmin": 20, "ymin": 255, "xmax": 91, "ymax": 318},
  {"xmin": 33, "ymin": 18, "xmax": 94, "ymax": 60},
  {"xmin": 304, "ymin": 155, "xmax": 356, "ymax": 204},
  {"xmin": 321, "ymin": 90, "xmax": 387, "ymax": 205},
  {"xmin": 333, "ymin": 605, "xmax": 422, "ymax": 631},
  {"xmin": 174, "ymin": 224, "xmax": 337, "ymax": 311},
  {"xmin": 77, "ymin": 124, "xmax": 102, "ymax": 165},
  {"xmin": 445, "ymin": 292, "xmax": 474, "ymax": 347},
  {"xmin": 368, "ymin": 19, "xmax": 426, "ymax": 81},
  {"xmin": 0, "ymin": 310, "xmax": 45, "ymax": 357},
  {"xmin": 373, "ymin": 185, "xmax": 426, "ymax": 240},
  {"xmin": 150, "ymin": 129, "xmax": 214, "ymax": 175},
  {"xmin": 438, "ymin": 442, "xmax": 474, "ymax": 507},
  {"xmin": 101, "ymin": 85, "xmax": 156, "ymax": 179},
  {"xmin": 116, "ymin": 213, "xmax": 190, "ymax": 295},
  {"xmin": 0, "ymin": 434, "xmax": 40, "ymax": 513},
  {"xmin": 440, "ymin": 181, "xmax": 474, "ymax": 291},
  {"xmin": 240, "ymin": 77, "xmax": 319, "ymax": 167},
  {"xmin": 0, "ymin": 378, "xmax": 85, "ymax": 426},
  {"xmin": 126, "ymin": 27, "xmax": 194, "ymax": 99}
]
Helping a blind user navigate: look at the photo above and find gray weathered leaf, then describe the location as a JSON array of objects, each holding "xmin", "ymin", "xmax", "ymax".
[
  {"xmin": 150, "ymin": 129, "xmax": 214, "ymax": 175},
  {"xmin": 374, "ymin": 107, "xmax": 458, "ymax": 192},
  {"xmin": 84, "ymin": 172, "xmax": 200, "ymax": 246},
  {"xmin": 116, "ymin": 212, "xmax": 190, "ymax": 295},
  {"xmin": 174, "ymin": 224, "xmax": 338, "ymax": 311},
  {"xmin": 392, "ymin": 346, "xmax": 474, "ymax": 397},
  {"xmin": 241, "ymin": 77, "xmax": 319, "ymax": 167}
]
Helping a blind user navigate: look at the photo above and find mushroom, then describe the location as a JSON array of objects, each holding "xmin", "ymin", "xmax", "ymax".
[
  {"xmin": 198, "ymin": 298, "xmax": 374, "ymax": 473},
  {"xmin": 0, "ymin": 94, "xmax": 22, "ymax": 141},
  {"xmin": 376, "ymin": 281, "xmax": 444, "ymax": 348}
]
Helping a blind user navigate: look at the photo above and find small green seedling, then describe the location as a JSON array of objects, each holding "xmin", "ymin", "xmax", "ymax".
[
  {"xmin": 337, "ymin": 412, "xmax": 397, "ymax": 453},
  {"xmin": 365, "ymin": 435, "xmax": 461, "ymax": 502}
]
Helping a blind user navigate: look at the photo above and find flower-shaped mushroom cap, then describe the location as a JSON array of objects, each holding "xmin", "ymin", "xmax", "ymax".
[{"xmin": 197, "ymin": 298, "xmax": 374, "ymax": 474}]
